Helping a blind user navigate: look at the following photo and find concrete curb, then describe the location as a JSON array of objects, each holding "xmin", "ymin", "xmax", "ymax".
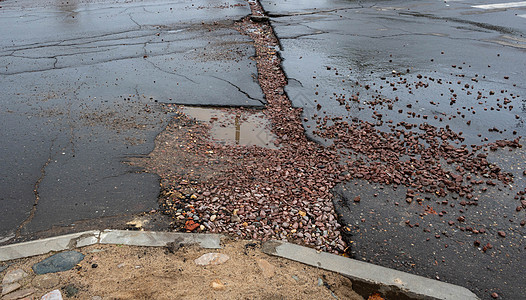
[
  {"xmin": 0, "ymin": 230, "xmax": 222, "ymax": 262},
  {"xmin": 99, "ymin": 229, "xmax": 221, "ymax": 249},
  {"xmin": 0, "ymin": 231, "xmax": 100, "ymax": 262},
  {"xmin": 1, "ymin": 232, "xmax": 480, "ymax": 299},
  {"xmin": 262, "ymin": 241, "xmax": 480, "ymax": 300}
]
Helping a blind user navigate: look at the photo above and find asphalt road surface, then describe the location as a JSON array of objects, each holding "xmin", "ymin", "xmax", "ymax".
[
  {"xmin": 0, "ymin": 0, "xmax": 263, "ymax": 242},
  {"xmin": 260, "ymin": 0, "xmax": 526, "ymax": 299}
]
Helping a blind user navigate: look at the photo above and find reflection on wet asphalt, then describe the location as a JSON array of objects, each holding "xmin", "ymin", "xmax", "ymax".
[{"xmin": 182, "ymin": 106, "xmax": 277, "ymax": 148}]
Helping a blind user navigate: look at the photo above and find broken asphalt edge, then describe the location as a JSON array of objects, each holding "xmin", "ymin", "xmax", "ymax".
[
  {"xmin": 261, "ymin": 240, "xmax": 480, "ymax": 300},
  {"xmin": 0, "ymin": 232, "xmax": 479, "ymax": 300}
]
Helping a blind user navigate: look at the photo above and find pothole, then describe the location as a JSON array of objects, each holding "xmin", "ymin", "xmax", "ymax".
[{"xmin": 181, "ymin": 106, "xmax": 278, "ymax": 148}]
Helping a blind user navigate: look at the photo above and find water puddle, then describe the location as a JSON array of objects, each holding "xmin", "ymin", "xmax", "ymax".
[{"xmin": 181, "ymin": 106, "xmax": 278, "ymax": 149}]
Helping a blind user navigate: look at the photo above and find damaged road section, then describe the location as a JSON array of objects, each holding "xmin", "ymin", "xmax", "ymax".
[
  {"xmin": 129, "ymin": 1, "xmax": 351, "ymax": 254},
  {"xmin": 0, "ymin": 0, "xmax": 263, "ymax": 242}
]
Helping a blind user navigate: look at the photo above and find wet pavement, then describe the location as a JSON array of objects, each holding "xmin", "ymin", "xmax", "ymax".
[
  {"xmin": 1, "ymin": 0, "xmax": 525, "ymax": 298},
  {"xmin": 0, "ymin": 0, "xmax": 262, "ymax": 241},
  {"xmin": 261, "ymin": 0, "xmax": 525, "ymax": 299}
]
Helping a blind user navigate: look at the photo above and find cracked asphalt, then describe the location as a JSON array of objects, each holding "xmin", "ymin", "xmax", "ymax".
[
  {"xmin": 261, "ymin": 0, "xmax": 525, "ymax": 298},
  {"xmin": 1, "ymin": 0, "xmax": 525, "ymax": 299},
  {"xmin": 0, "ymin": 0, "xmax": 263, "ymax": 241}
]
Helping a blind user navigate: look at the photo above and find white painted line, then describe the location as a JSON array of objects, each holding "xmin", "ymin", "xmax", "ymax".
[{"xmin": 472, "ymin": 1, "xmax": 526, "ymax": 9}]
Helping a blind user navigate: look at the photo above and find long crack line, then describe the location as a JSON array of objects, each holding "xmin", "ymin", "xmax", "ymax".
[
  {"xmin": 208, "ymin": 75, "xmax": 266, "ymax": 105},
  {"xmin": 15, "ymin": 138, "xmax": 57, "ymax": 238}
]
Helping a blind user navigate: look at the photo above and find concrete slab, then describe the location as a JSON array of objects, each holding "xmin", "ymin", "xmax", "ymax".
[
  {"xmin": 262, "ymin": 241, "xmax": 479, "ymax": 300},
  {"xmin": 0, "ymin": 231, "xmax": 100, "ymax": 262},
  {"xmin": 99, "ymin": 230, "xmax": 221, "ymax": 249}
]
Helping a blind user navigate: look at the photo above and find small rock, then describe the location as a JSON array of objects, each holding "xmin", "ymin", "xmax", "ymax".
[
  {"xmin": 2, "ymin": 288, "xmax": 35, "ymax": 300},
  {"xmin": 250, "ymin": 15, "xmax": 269, "ymax": 23},
  {"xmin": 2, "ymin": 269, "xmax": 28, "ymax": 285},
  {"xmin": 256, "ymin": 259, "xmax": 275, "ymax": 278},
  {"xmin": 2, "ymin": 283, "xmax": 21, "ymax": 296},
  {"xmin": 91, "ymin": 296, "xmax": 103, "ymax": 300},
  {"xmin": 32, "ymin": 251, "xmax": 85, "ymax": 275},
  {"xmin": 117, "ymin": 263, "xmax": 126, "ymax": 269},
  {"xmin": 318, "ymin": 278, "xmax": 324, "ymax": 286},
  {"xmin": 353, "ymin": 196, "xmax": 361, "ymax": 203},
  {"xmin": 195, "ymin": 253, "xmax": 230, "ymax": 266},
  {"xmin": 497, "ymin": 231, "xmax": 506, "ymax": 238},
  {"xmin": 32, "ymin": 274, "xmax": 60, "ymax": 290},
  {"xmin": 61, "ymin": 284, "xmax": 78, "ymax": 298},
  {"xmin": 41, "ymin": 289, "xmax": 63, "ymax": 300},
  {"xmin": 491, "ymin": 292, "xmax": 499, "ymax": 298},
  {"xmin": 210, "ymin": 215, "xmax": 217, "ymax": 222},
  {"xmin": 210, "ymin": 279, "xmax": 225, "ymax": 291}
]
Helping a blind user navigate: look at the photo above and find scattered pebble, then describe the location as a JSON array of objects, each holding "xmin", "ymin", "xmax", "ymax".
[
  {"xmin": 2, "ymin": 288, "xmax": 35, "ymax": 300},
  {"xmin": 32, "ymin": 251, "xmax": 85, "ymax": 275},
  {"xmin": 210, "ymin": 279, "xmax": 225, "ymax": 291},
  {"xmin": 41, "ymin": 289, "xmax": 63, "ymax": 300},
  {"xmin": 195, "ymin": 253, "xmax": 230, "ymax": 266},
  {"xmin": 32, "ymin": 273, "xmax": 60, "ymax": 290},
  {"xmin": 61, "ymin": 284, "xmax": 79, "ymax": 298},
  {"xmin": 2, "ymin": 283, "xmax": 21, "ymax": 296},
  {"xmin": 256, "ymin": 259, "xmax": 275, "ymax": 278},
  {"xmin": 2, "ymin": 269, "xmax": 28, "ymax": 285}
]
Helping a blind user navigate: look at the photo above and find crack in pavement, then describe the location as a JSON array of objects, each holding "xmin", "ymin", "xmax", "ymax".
[
  {"xmin": 209, "ymin": 75, "xmax": 265, "ymax": 105},
  {"xmin": 0, "ymin": 50, "xmax": 198, "ymax": 76},
  {"xmin": 287, "ymin": 77, "xmax": 303, "ymax": 87},
  {"xmin": 10, "ymin": 48, "xmax": 117, "ymax": 60},
  {"xmin": 399, "ymin": 11, "xmax": 521, "ymax": 35},
  {"xmin": 266, "ymin": 5, "xmax": 368, "ymax": 18},
  {"xmin": 15, "ymin": 137, "xmax": 57, "ymax": 238},
  {"xmin": 128, "ymin": 13, "xmax": 142, "ymax": 29},
  {"xmin": 144, "ymin": 58, "xmax": 197, "ymax": 83},
  {"xmin": 278, "ymin": 20, "xmax": 485, "ymax": 43},
  {"xmin": 1, "ymin": 30, "xmax": 139, "ymax": 53}
]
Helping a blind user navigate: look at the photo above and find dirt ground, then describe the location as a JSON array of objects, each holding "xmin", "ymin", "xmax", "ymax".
[{"xmin": 1, "ymin": 239, "xmax": 364, "ymax": 300}]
